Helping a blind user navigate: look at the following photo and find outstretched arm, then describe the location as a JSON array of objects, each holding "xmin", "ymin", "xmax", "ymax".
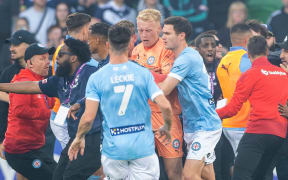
[
  {"xmin": 0, "ymin": 81, "xmax": 42, "ymax": 94},
  {"xmin": 68, "ymin": 99, "xmax": 99, "ymax": 161},
  {"xmin": 159, "ymin": 76, "xmax": 180, "ymax": 96}
]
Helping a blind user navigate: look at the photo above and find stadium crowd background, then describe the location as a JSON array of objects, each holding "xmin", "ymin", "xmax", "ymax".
[
  {"xmin": 0, "ymin": 0, "xmax": 285, "ymax": 70},
  {"xmin": 0, "ymin": 0, "xmax": 288, "ymax": 180}
]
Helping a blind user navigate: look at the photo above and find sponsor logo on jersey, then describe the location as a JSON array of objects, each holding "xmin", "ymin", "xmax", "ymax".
[
  {"xmin": 147, "ymin": 56, "xmax": 155, "ymax": 65},
  {"xmin": 32, "ymin": 159, "xmax": 42, "ymax": 168},
  {"xmin": 191, "ymin": 142, "xmax": 201, "ymax": 151},
  {"xmin": 110, "ymin": 124, "xmax": 145, "ymax": 136},
  {"xmin": 172, "ymin": 139, "xmax": 180, "ymax": 149}
]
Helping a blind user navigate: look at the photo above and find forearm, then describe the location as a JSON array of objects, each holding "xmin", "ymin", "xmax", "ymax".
[
  {"xmin": 75, "ymin": 113, "xmax": 94, "ymax": 139},
  {"xmin": 160, "ymin": 105, "xmax": 172, "ymax": 130},
  {"xmin": 156, "ymin": 95, "xmax": 172, "ymax": 130},
  {"xmin": 0, "ymin": 81, "xmax": 41, "ymax": 94},
  {"xmin": 0, "ymin": 92, "xmax": 9, "ymax": 103}
]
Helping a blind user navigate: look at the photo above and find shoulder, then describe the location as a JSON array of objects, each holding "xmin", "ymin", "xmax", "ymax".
[
  {"xmin": 177, "ymin": 48, "xmax": 202, "ymax": 63},
  {"xmin": 270, "ymin": 9, "xmax": 282, "ymax": 19},
  {"xmin": 83, "ymin": 64, "xmax": 98, "ymax": 74},
  {"xmin": 129, "ymin": 61, "xmax": 148, "ymax": 71},
  {"xmin": 47, "ymin": 7, "xmax": 55, "ymax": 13},
  {"xmin": 20, "ymin": 7, "xmax": 33, "ymax": 17}
]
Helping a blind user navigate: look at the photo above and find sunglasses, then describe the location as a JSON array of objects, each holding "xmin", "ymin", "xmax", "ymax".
[{"xmin": 58, "ymin": 51, "xmax": 74, "ymax": 58}]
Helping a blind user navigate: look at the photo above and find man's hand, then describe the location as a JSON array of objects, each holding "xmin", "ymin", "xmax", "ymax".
[
  {"xmin": 156, "ymin": 124, "xmax": 171, "ymax": 145},
  {"xmin": 278, "ymin": 101, "xmax": 288, "ymax": 118},
  {"xmin": 0, "ymin": 143, "xmax": 5, "ymax": 160},
  {"xmin": 68, "ymin": 103, "xmax": 81, "ymax": 120},
  {"xmin": 68, "ymin": 137, "xmax": 85, "ymax": 161},
  {"xmin": 148, "ymin": 66, "xmax": 161, "ymax": 73}
]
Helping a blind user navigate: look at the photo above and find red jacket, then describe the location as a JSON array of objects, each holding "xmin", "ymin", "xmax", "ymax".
[
  {"xmin": 217, "ymin": 56, "xmax": 288, "ymax": 138},
  {"xmin": 4, "ymin": 69, "xmax": 54, "ymax": 153}
]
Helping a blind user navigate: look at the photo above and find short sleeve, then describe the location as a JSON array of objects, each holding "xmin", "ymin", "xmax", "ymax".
[
  {"xmin": 85, "ymin": 73, "xmax": 100, "ymax": 102},
  {"xmin": 239, "ymin": 53, "xmax": 252, "ymax": 73},
  {"xmin": 146, "ymin": 70, "xmax": 163, "ymax": 101},
  {"xmin": 38, "ymin": 76, "xmax": 59, "ymax": 97},
  {"xmin": 168, "ymin": 55, "xmax": 192, "ymax": 81}
]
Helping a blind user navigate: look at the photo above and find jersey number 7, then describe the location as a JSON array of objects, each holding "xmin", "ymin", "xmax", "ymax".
[{"xmin": 113, "ymin": 84, "xmax": 134, "ymax": 116}]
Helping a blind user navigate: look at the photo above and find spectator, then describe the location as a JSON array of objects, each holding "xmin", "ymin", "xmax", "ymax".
[
  {"xmin": 162, "ymin": 0, "xmax": 212, "ymax": 38},
  {"xmin": 0, "ymin": 0, "xmax": 20, "ymax": 73},
  {"xmin": 70, "ymin": 0, "xmax": 99, "ymax": 16},
  {"xmin": 46, "ymin": 25, "xmax": 63, "ymax": 49},
  {"xmin": 207, "ymin": 0, "xmax": 244, "ymax": 30},
  {"xmin": 195, "ymin": 33, "xmax": 222, "ymax": 103},
  {"xmin": 204, "ymin": 30, "xmax": 228, "ymax": 60},
  {"xmin": 3, "ymin": 43, "xmax": 56, "ymax": 180},
  {"xmin": 55, "ymin": 2, "xmax": 70, "ymax": 35},
  {"xmin": 267, "ymin": 0, "xmax": 288, "ymax": 42},
  {"xmin": 14, "ymin": 17, "xmax": 30, "ymax": 32},
  {"xmin": 20, "ymin": 0, "xmax": 56, "ymax": 45},
  {"xmin": 137, "ymin": 0, "xmax": 170, "ymax": 24},
  {"xmin": 96, "ymin": 0, "xmax": 137, "ymax": 25},
  {"xmin": 218, "ymin": 1, "xmax": 248, "ymax": 49}
]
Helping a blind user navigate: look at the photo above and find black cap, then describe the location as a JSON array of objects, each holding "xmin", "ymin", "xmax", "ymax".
[
  {"xmin": 24, "ymin": 43, "xmax": 56, "ymax": 61},
  {"xmin": 277, "ymin": 39, "xmax": 288, "ymax": 50},
  {"xmin": 5, "ymin": 30, "xmax": 37, "ymax": 45}
]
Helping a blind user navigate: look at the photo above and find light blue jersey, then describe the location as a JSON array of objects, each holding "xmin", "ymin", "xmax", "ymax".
[
  {"xmin": 86, "ymin": 61, "xmax": 163, "ymax": 160},
  {"xmin": 169, "ymin": 47, "xmax": 222, "ymax": 133}
]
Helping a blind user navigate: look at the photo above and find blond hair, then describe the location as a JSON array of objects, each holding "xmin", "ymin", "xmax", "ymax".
[
  {"xmin": 137, "ymin": 9, "xmax": 161, "ymax": 23},
  {"xmin": 226, "ymin": 1, "xmax": 247, "ymax": 28}
]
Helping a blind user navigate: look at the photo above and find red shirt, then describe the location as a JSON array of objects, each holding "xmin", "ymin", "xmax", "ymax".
[
  {"xmin": 4, "ymin": 69, "xmax": 54, "ymax": 153},
  {"xmin": 217, "ymin": 56, "xmax": 288, "ymax": 138}
]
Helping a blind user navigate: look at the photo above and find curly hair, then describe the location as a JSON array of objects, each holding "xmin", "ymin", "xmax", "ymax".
[{"xmin": 64, "ymin": 38, "xmax": 91, "ymax": 63}]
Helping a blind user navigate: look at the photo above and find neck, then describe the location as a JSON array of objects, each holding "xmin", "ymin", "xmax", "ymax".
[
  {"xmin": 146, "ymin": 3, "xmax": 156, "ymax": 8},
  {"xmin": 232, "ymin": 44, "xmax": 246, "ymax": 49},
  {"xmin": 251, "ymin": 55, "xmax": 266, "ymax": 63},
  {"xmin": 109, "ymin": 52, "xmax": 128, "ymax": 64},
  {"xmin": 59, "ymin": 21, "xmax": 66, "ymax": 28},
  {"xmin": 284, "ymin": 6, "xmax": 288, "ymax": 14},
  {"xmin": 17, "ymin": 58, "xmax": 26, "ymax": 68},
  {"xmin": 34, "ymin": 4, "xmax": 45, "ymax": 11},
  {"xmin": 70, "ymin": 61, "xmax": 81, "ymax": 76},
  {"xmin": 114, "ymin": 1, "xmax": 123, "ymax": 7},
  {"xmin": 174, "ymin": 42, "xmax": 188, "ymax": 58},
  {"xmin": 69, "ymin": 32, "xmax": 84, "ymax": 41}
]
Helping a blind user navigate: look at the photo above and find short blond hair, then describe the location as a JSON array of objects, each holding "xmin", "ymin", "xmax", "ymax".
[{"xmin": 137, "ymin": 9, "xmax": 161, "ymax": 23}]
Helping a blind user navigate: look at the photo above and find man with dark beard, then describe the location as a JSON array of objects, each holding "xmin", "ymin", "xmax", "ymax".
[{"xmin": 0, "ymin": 38, "xmax": 102, "ymax": 180}]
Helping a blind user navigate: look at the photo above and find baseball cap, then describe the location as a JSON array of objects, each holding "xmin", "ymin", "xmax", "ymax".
[
  {"xmin": 5, "ymin": 30, "xmax": 37, "ymax": 45},
  {"xmin": 276, "ymin": 36, "xmax": 288, "ymax": 50},
  {"xmin": 24, "ymin": 43, "xmax": 56, "ymax": 61}
]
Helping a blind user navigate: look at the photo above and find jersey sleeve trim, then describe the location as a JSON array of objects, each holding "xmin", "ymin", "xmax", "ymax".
[
  {"xmin": 151, "ymin": 90, "xmax": 164, "ymax": 101},
  {"xmin": 86, "ymin": 97, "xmax": 100, "ymax": 102},
  {"xmin": 168, "ymin": 72, "xmax": 183, "ymax": 81}
]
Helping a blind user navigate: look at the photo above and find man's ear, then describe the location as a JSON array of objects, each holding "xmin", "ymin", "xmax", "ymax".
[{"xmin": 70, "ymin": 55, "xmax": 77, "ymax": 63}]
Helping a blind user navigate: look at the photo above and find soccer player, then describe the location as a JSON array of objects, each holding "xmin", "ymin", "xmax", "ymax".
[
  {"xmin": 131, "ymin": 9, "xmax": 183, "ymax": 179},
  {"xmin": 160, "ymin": 16, "xmax": 222, "ymax": 180},
  {"xmin": 68, "ymin": 25, "xmax": 172, "ymax": 179}
]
